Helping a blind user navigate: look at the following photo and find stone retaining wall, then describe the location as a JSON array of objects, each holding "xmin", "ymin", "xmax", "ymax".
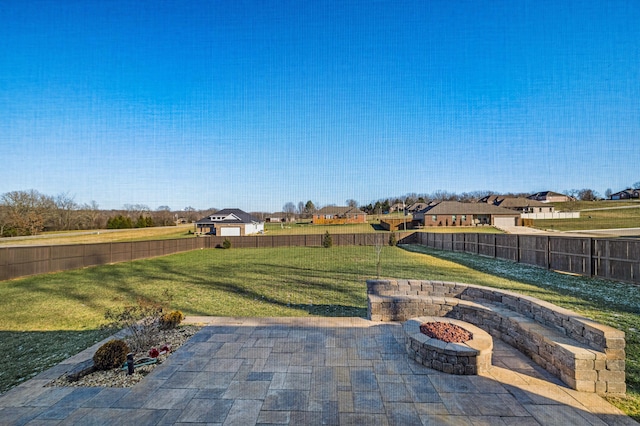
[{"xmin": 367, "ymin": 279, "xmax": 626, "ymax": 394}]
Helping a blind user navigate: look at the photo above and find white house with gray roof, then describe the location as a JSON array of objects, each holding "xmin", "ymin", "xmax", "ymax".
[{"xmin": 195, "ymin": 209, "xmax": 264, "ymax": 236}]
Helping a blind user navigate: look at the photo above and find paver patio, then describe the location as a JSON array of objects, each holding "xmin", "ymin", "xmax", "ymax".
[{"xmin": 0, "ymin": 317, "xmax": 634, "ymax": 425}]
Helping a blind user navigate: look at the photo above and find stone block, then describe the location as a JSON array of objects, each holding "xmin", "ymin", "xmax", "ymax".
[
  {"xmin": 574, "ymin": 380, "xmax": 596, "ymax": 393},
  {"xmin": 583, "ymin": 330, "xmax": 606, "ymax": 349},
  {"xmin": 573, "ymin": 370, "xmax": 598, "ymax": 381},
  {"xmin": 606, "ymin": 359, "xmax": 625, "ymax": 371},
  {"xmin": 606, "ymin": 381, "xmax": 626, "ymax": 394},
  {"xmin": 604, "ymin": 338, "xmax": 625, "ymax": 350},
  {"xmin": 573, "ymin": 358, "xmax": 594, "ymax": 371},
  {"xmin": 598, "ymin": 370, "xmax": 625, "ymax": 383},
  {"xmin": 604, "ymin": 349, "xmax": 625, "ymax": 360}
]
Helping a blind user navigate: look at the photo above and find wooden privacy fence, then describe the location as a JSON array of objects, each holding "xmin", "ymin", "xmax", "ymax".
[
  {"xmin": 415, "ymin": 233, "xmax": 640, "ymax": 285},
  {"xmin": 0, "ymin": 232, "xmax": 417, "ymax": 281},
  {"xmin": 2, "ymin": 231, "xmax": 637, "ymax": 284}
]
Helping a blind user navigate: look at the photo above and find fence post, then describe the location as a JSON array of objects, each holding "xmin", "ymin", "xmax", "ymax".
[
  {"xmin": 605, "ymin": 239, "xmax": 611, "ymax": 279},
  {"xmin": 586, "ymin": 238, "xmax": 592, "ymax": 277},
  {"xmin": 47, "ymin": 245, "xmax": 52, "ymax": 275},
  {"xmin": 546, "ymin": 236, "xmax": 551, "ymax": 270}
]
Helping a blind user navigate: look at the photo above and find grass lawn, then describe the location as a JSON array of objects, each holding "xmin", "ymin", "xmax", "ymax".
[
  {"xmin": 265, "ymin": 221, "xmax": 377, "ymax": 235},
  {"xmin": 0, "ymin": 245, "xmax": 638, "ymax": 419},
  {"xmin": 552, "ymin": 200, "xmax": 640, "ymax": 211},
  {"xmin": 264, "ymin": 221, "xmax": 503, "ymax": 235},
  {"xmin": 533, "ymin": 201, "xmax": 640, "ymax": 231}
]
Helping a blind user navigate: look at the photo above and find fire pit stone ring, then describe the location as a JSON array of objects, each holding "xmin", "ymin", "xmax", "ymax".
[{"xmin": 403, "ymin": 316, "xmax": 493, "ymax": 375}]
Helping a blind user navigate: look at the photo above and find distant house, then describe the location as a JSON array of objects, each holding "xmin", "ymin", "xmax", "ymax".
[
  {"xmin": 312, "ymin": 206, "xmax": 367, "ymax": 224},
  {"xmin": 413, "ymin": 201, "xmax": 521, "ymax": 227},
  {"xmin": 610, "ymin": 189, "xmax": 640, "ymax": 200},
  {"xmin": 406, "ymin": 202, "xmax": 431, "ymax": 213},
  {"xmin": 265, "ymin": 212, "xmax": 295, "ymax": 223},
  {"xmin": 479, "ymin": 196, "xmax": 554, "ymax": 214},
  {"xmin": 195, "ymin": 208, "xmax": 264, "ymax": 236},
  {"xmin": 527, "ymin": 191, "xmax": 572, "ymax": 203},
  {"xmin": 389, "ymin": 203, "xmax": 405, "ymax": 213}
]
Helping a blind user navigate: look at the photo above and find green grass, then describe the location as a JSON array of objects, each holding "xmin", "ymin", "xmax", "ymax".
[
  {"xmin": 265, "ymin": 221, "xmax": 504, "ymax": 235},
  {"xmin": 265, "ymin": 221, "xmax": 377, "ymax": 235},
  {"xmin": 533, "ymin": 206, "xmax": 640, "ymax": 231},
  {"xmin": 1, "ymin": 245, "xmax": 638, "ymax": 419},
  {"xmin": 552, "ymin": 200, "xmax": 640, "ymax": 211},
  {"xmin": 531, "ymin": 200, "xmax": 640, "ymax": 231}
]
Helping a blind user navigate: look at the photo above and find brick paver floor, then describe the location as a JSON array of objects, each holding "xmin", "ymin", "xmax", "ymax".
[{"xmin": 0, "ymin": 317, "xmax": 634, "ymax": 425}]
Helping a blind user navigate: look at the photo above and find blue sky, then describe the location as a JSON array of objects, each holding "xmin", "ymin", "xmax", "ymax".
[{"xmin": 1, "ymin": 0, "xmax": 639, "ymax": 212}]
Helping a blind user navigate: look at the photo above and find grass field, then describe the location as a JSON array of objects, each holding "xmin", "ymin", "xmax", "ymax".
[
  {"xmin": 0, "ymin": 244, "xmax": 638, "ymax": 418},
  {"xmin": 0, "ymin": 224, "xmax": 196, "ymax": 246},
  {"xmin": 0, "ymin": 221, "xmax": 503, "ymax": 247},
  {"xmin": 265, "ymin": 221, "xmax": 503, "ymax": 235},
  {"xmin": 531, "ymin": 200, "xmax": 640, "ymax": 232}
]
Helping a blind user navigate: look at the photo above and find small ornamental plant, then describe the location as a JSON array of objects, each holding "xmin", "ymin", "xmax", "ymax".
[
  {"xmin": 103, "ymin": 298, "xmax": 164, "ymax": 352},
  {"xmin": 93, "ymin": 339, "xmax": 130, "ymax": 371},
  {"xmin": 222, "ymin": 238, "xmax": 232, "ymax": 249},
  {"xmin": 160, "ymin": 310, "xmax": 184, "ymax": 330},
  {"xmin": 322, "ymin": 231, "xmax": 333, "ymax": 248}
]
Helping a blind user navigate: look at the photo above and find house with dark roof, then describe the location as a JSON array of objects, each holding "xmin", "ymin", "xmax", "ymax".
[
  {"xmin": 479, "ymin": 196, "xmax": 554, "ymax": 214},
  {"xmin": 312, "ymin": 206, "xmax": 367, "ymax": 224},
  {"xmin": 195, "ymin": 208, "xmax": 264, "ymax": 236},
  {"xmin": 413, "ymin": 201, "xmax": 521, "ymax": 227},
  {"xmin": 406, "ymin": 202, "xmax": 431, "ymax": 213},
  {"xmin": 610, "ymin": 189, "xmax": 640, "ymax": 200},
  {"xmin": 527, "ymin": 191, "xmax": 573, "ymax": 203}
]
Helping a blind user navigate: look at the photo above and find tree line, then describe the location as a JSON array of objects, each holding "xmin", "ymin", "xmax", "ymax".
[
  {"xmin": 281, "ymin": 183, "xmax": 640, "ymax": 219},
  {"xmin": 4, "ymin": 182, "xmax": 638, "ymax": 237},
  {"xmin": 0, "ymin": 190, "xmax": 211, "ymax": 237}
]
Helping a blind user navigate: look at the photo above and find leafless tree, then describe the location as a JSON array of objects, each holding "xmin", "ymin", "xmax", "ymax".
[
  {"xmin": 82, "ymin": 200, "xmax": 103, "ymax": 229},
  {"xmin": 604, "ymin": 188, "xmax": 613, "ymax": 199},
  {"xmin": 124, "ymin": 204, "xmax": 150, "ymax": 218},
  {"xmin": 54, "ymin": 192, "xmax": 79, "ymax": 230},
  {"xmin": 283, "ymin": 202, "xmax": 297, "ymax": 221},
  {"xmin": 154, "ymin": 206, "xmax": 175, "ymax": 226},
  {"xmin": 577, "ymin": 189, "xmax": 599, "ymax": 201},
  {"xmin": 182, "ymin": 206, "xmax": 199, "ymax": 223},
  {"xmin": 0, "ymin": 204, "xmax": 10, "ymax": 236},
  {"xmin": 0, "ymin": 190, "xmax": 55, "ymax": 235}
]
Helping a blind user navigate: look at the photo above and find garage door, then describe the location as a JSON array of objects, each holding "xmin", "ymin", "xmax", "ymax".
[
  {"xmin": 220, "ymin": 227, "xmax": 241, "ymax": 236},
  {"xmin": 493, "ymin": 217, "xmax": 516, "ymax": 227}
]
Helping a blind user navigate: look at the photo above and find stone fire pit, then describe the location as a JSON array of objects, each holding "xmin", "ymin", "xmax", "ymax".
[{"xmin": 403, "ymin": 317, "xmax": 493, "ymax": 375}]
